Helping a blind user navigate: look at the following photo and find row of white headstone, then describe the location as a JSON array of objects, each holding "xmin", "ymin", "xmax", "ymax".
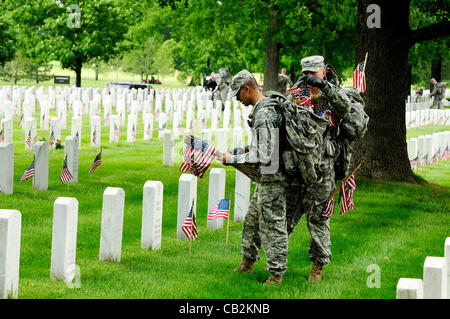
[
  {"xmin": 0, "ymin": 169, "xmax": 251, "ymax": 299},
  {"xmin": 396, "ymin": 237, "xmax": 449, "ymax": 299},
  {"xmin": 405, "ymin": 109, "xmax": 450, "ymax": 129},
  {"xmin": 406, "ymin": 131, "xmax": 450, "ymax": 170}
]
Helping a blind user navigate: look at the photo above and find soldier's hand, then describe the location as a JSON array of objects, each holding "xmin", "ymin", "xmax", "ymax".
[{"xmin": 300, "ymin": 75, "xmax": 327, "ymax": 90}]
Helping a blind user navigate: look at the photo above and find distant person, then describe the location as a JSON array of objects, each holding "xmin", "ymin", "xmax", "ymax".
[
  {"xmin": 204, "ymin": 72, "xmax": 217, "ymax": 92},
  {"xmin": 414, "ymin": 86, "xmax": 423, "ymax": 103},
  {"xmin": 429, "ymin": 78, "xmax": 444, "ymax": 109},
  {"xmin": 215, "ymin": 68, "xmax": 231, "ymax": 104},
  {"xmin": 277, "ymin": 68, "xmax": 293, "ymax": 94}
]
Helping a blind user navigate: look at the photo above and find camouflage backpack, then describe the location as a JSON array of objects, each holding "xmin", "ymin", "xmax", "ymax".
[{"xmin": 263, "ymin": 91, "xmax": 329, "ymax": 186}]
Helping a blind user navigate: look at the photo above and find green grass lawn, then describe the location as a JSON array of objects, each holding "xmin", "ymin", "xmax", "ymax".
[
  {"xmin": 1, "ymin": 103, "xmax": 449, "ymax": 299},
  {"xmin": 406, "ymin": 125, "xmax": 449, "ymax": 140}
]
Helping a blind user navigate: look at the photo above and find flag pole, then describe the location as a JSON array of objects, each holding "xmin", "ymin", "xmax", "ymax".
[
  {"xmin": 226, "ymin": 192, "xmax": 232, "ymax": 245},
  {"xmin": 189, "ymin": 197, "xmax": 195, "ymax": 256}
]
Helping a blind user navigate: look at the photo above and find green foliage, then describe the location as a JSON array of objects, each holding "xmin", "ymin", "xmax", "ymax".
[{"xmin": 0, "ymin": 19, "xmax": 16, "ymax": 67}]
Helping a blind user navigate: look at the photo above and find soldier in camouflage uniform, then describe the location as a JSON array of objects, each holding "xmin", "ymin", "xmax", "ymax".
[
  {"xmin": 219, "ymin": 70, "xmax": 289, "ymax": 285},
  {"xmin": 286, "ymin": 56, "xmax": 351, "ymax": 282}
]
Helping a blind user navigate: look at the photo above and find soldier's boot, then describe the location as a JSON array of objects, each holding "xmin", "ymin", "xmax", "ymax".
[
  {"xmin": 234, "ymin": 258, "xmax": 255, "ymax": 273},
  {"xmin": 263, "ymin": 273, "xmax": 283, "ymax": 286},
  {"xmin": 308, "ymin": 260, "xmax": 325, "ymax": 282}
]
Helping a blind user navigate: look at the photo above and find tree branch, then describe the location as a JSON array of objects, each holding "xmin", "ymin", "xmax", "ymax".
[{"xmin": 409, "ymin": 20, "xmax": 450, "ymax": 46}]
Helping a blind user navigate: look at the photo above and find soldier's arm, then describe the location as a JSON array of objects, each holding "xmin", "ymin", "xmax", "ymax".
[
  {"xmin": 321, "ymin": 82, "xmax": 351, "ymax": 121},
  {"xmin": 429, "ymin": 85, "xmax": 437, "ymax": 96},
  {"xmin": 230, "ymin": 105, "xmax": 280, "ymax": 165}
]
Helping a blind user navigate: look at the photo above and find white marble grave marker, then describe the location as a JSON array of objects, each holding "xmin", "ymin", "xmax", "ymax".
[
  {"xmin": 163, "ymin": 130, "xmax": 174, "ymax": 167},
  {"xmin": 0, "ymin": 210, "xmax": 21, "ymax": 299},
  {"xmin": 65, "ymin": 136, "xmax": 79, "ymax": 183},
  {"xmin": 50, "ymin": 197, "xmax": 78, "ymax": 282},
  {"xmin": 207, "ymin": 168, "xmax": 226, "ymax": 229},
  {"xmin": 396, "ymin": 278, "xmax": 423, "ymax": 299},
  {"xmin": 99, "ymin": 187, "xmax": 125, "ymax": 262},
  {"xmin": 90, "ymin": 116, "xmax": 101, "ymax": 148},
  {"xmin": 144, "ymin": 113, "xmax": 153, "ymax": 140},
  {"xmin": 127, "ymin": 114, "xmax": 137, "ymax": 143},
  {"xmin": 0, "ymin": 143, "xmax": 14, "ymax": 194},
  {"xmin": 177, "ymin": 174, "xmax": 197, "ymax": 240},
  {"xmin": 234, "ymin": 170, "xmax": 250, "ymax": 222},
  {"xmin": 141, "ymin": 181, "xmax": 163, "ymax": 250},
  {"xmin": 423, "ymin": 256, "xmax": 447, "ymax": 299},
  {"xmin": 34, "ymin": 141, "xmax": 49, "ymax": 190},
  {"xmin": 109, "ymin": 115, "xmax": 120, "ymax": 143}
]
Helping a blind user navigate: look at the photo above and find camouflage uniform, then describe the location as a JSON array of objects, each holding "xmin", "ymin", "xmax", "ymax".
[
  {"xmin": 286, "ymin": 56, "xmax": 351, "ymax": 265},
  {"xmin": 229, "ymin": 70, "xmax": 289, "ymax": 277},
  {"xmin": 430, "ymin": 81, "xmax": 446, "ymax": 110},
  {"xmin": 215, "ymin": 68, "xmax": 231, "ymax": 104}
]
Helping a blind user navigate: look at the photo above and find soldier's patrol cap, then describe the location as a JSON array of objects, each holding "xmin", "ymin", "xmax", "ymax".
[
  {"xmin": 301, "ymin": 55, "xmax": 325, "ymax": 73},
  {"xmin": 230, "ymin": 70, "xmax": 255, "ymax": 97}
]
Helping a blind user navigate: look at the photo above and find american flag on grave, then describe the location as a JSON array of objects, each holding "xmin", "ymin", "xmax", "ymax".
[
  {"xmin": 26, "ymin": 130, "xmax": 32, "ymax": 148},
  {"xmin": 432, "ymin": 149, "xmax": 440, "ymax": 164},
  {"xmin": 145, "ymin": 123, "xmax": 152, "ymax": 137},
  {"xmin": 114, "ymin": 123, "xmax": 121, "ymax": 137},
  {"xmin": 60, "ymin": 154, "xmax": 73, "ymax": 184},
  {"xmin": 158, "ymin": 121, "xmax": 167, "ymax": 131},
  {"xmin": 49, "ymin": 129, "xmax": 56, "ymax": 147},
  {"xmin": 443, "ymin": 146, "xmax": 450, "ymax": 161},
  {"xmin": 182, "ymin": 203, "xmax": 198, "ymax": 241},
  {"xmin": 104, "ymin": 112, "xmax": 110, "ymax": 125},
  {"xmin": 340, "ymin": 175, "xmax": 356, "ymax": 215},
  {"xmin": 0, "ymin": 183, "xmax": 2, "ymax": 193},
  {"xmin": 0, "ymin": 127, "xmax": 4, "ymax": 143},
  {"xmin": 419, "ymin": 154, "xmax": 427, "ymax": 168},
  {"xmin": 208, "ymin": 199, "xmax": 231, "ymax": 220},
  {"xmin": 353, "ymin": 61, "xmax": 366, "ymax": 93},
  {"xmin": 92, "ymin": 128, "xmax": 97, "ymax": 144},
  {"xmin": 89, "ymin": 151, "xmax": 102, "ymax": 175},
  {"xmin": 409, "ymin": 156, "xmax": 418, "ymax": 169},
  {"xmin": 180, "ymin": 136, "xmax": 218, "ymax": 179},
  {"xmin": 18, "ymin": 114, "xmax": 24, "ymax": 128},
  {"xmin": 322, "ymin": 198, "xmax": 336, "ymax": 218},
  {"xmin": 20, "ymin": 159, "xmax": 35, "ymax": 182}
]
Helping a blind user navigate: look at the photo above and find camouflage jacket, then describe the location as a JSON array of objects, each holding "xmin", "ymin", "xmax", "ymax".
[{"xmin": 229, "ymin": 96, "xmax": 286, "ymax": 183}]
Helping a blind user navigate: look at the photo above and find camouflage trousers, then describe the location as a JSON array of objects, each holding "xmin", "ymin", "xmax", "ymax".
[
  {"xmin": 240, "ymin": 182, "xmax": 289, "ymax": 277},
  {"xmin": 286, "ymin": 166, "xmax": 334, "ymax": 265}
]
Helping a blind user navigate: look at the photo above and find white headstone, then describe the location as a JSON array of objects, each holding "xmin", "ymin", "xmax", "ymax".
[
  {"xmin": 163, "ymin": 130, "xmax": 174, "ymax": 167},
  {"xmin": 396, "ymin": 278, "xmax": 423, "ymax": 299},
  {"xmin": 217, "ymin": 128, "xmax": 227, "ymax": 152},
  {"xmin": 109, "ymin": 114, "xmax": 120, "ymax": 143},
  {"xmin": 158, "ymin": 113, "xmax": 168, "ymax": 139},
  {"xmin": 90, "ymin": 115, "xmax": 101, "ymax": 148},
  {"xmin": 71, "ymin": 116, "xmax": 82, "ymax": 149},
  {"xmin": 425, "ymin": 135, "xmax": 433, "ymax": 165},
  {"xmin": 445, "ymin": 237, "xmax": 450, "ymax": 298},
  {"xmin": 177, "ymin": 174, "xmax": 197, "ymax": 240},
  {"xmin": 1, "ymin": 118, "xmax": 13, "ymax": 144},
  {"xmin": 50, "ymin": 197, "xmax": 78, "ymax": 282},
  {"xmin": 34, "ymin": 141, "xmax": 49, "ymax": 190},
  {"xmin": 0, "ymin": 210, "xmax": 21, "ymax": 299},
  {"xmin": 127, "ymin": 113, "xmax": 137, "ymax": 143},
  {"xmin": 143, "ymin": 113, "xmax": 153, "ymax": 140},
  {"xmin": 234, "ymin": 170, "xmax": 250, "ymax": 222},
  {"xmin": 423, "ymin": 256, "xmax": 448, "ymax": 299},
  {"xmin": 99, "ymin": 187, "xmax": 125, "ymax": 262},
  {"xmin": 141, "ymin": 181, "xmax": 163, "ymax": 250},
  {"xmin": 207, "ymin": 168, "xmax": 226, "ymax": 229},
  {"xmin": 0, "ymin": 143, "xmax": 14, "ymax": 194},
  {"xmin": 65, "ymin": 136, "xmax": 79, "ymax": 183},
  {"xmin": 40, "ymin": 105, "xmax": 49, "ymax": 130}
]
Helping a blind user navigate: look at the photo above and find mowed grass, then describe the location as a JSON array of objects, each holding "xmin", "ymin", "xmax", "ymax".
[{"xmin": 1, "ymin": 100, "xmax": 450, "ymax": 299}]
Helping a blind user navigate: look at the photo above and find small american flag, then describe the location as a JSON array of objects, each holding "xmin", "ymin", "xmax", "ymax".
[
  {"xmin": 353, "ymin": 61, "xmax": 366, "ymax": 93},
  {"xmin": 60, "ymin": 154, "xmax": 73, "ymax": 184},
  {"xmin": 20, "ymin": 159, "xmax": 35, "ymax": 182},
  {"xmin": 145, "ymin": 123, "xmax": 152, "ymax": 137},
  {"xmin": 18, "ymin": 114, "xmax": 24, "ymax": 127},
  {"xmin": 89, "ymin": 151, "xmax": 102, "ymax": 175},
  {"xmin": 432, "ymin": 149, "xmax": 440, "ymax": 164},
  {"xmin": 0, "ymin": 127, "xmax": 4, "ymax": 143},
  {"xmin": 158, "ymin": 122, "xmax": 167, "ymax": 131},
  {"xmin": 104, "ymin": 112, "xmax": 110, "ymax": 125},
  {"xmin": 208, "ymin": 199, "xmax": 230, "ymax": 220},
  {"xmin": 340, "ymin": 175, "xmax": 356, "ymax": 215},
  {"xmin": 49, "ymin": 130, "xmax": 56, "ymax": 147},
  {"xmin": 180, "ymin": 136, "xmax": 218, "ymax": 179},
  {"xmin": 443, "ymin": 146, "xmax": 450, "ymax": 161},
  {"xmin": 322, "ymin": 198, "xmax": 335, "ymax": 218},
  {"xmin": 409, "ymin": 156, "xmax": 418, "ymax": 169},
  {"xmin": 114, "ymin": 123, "xmax": 121, "ymax": 137},
  {"xmin": 26, "ymin": 130, "xmax": 32, "ymax": 148},
  {"xmin": 182, "ymin": 203, "xmax": 198, "ymax": 240}
]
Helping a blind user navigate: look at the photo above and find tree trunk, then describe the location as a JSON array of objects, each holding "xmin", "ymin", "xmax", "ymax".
[
  {"xmin": 353, "ymin": 0, "xmax": 415, "ymax": 182},
  {"xmin": 289, "ymin": 65, "xmax": 296, "ymax": 85},
  {"xmin": 406, "ymin": 64, "xmax": 412, "ymax": 101},
  {"xmin": 188, "ymin": 77, "xmax": 196, "ymax": 86},
  {"xmin": 35, "ymin": 70, "xmax": 39, "ymax": 84},
  {"xmin": 75, "ymin": 58, "xmax": 82, "ymax": 87},
  {"xmin": 263, "ymin": 7, "xmax": 281, "ymax": 92},
  {"xmin": 95, "ymin": 65, "xmax": 99, "ymax": 81},
  {"xmin": 430, "ymin": 55, "xmax": 442, "ymax": 90}
]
